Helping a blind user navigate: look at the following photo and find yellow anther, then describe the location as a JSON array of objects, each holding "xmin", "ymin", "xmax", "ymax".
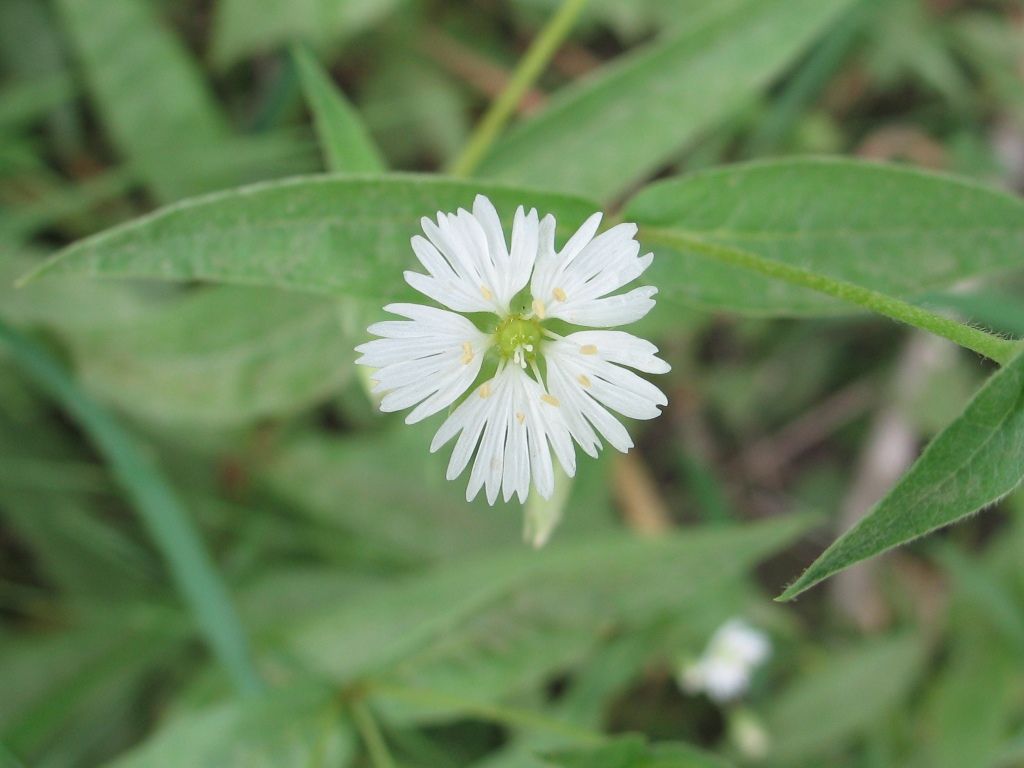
[
  {"xmin": 553, "ymin": 287, "xmax": 567, "ymax": 302},
  {"xmin": 578, "ymin": 374, "xmax": 591, "ymax": 388},
  {"xmin": 579, "ymin": 344, "xmax": 598, "ymax": 355},
  {"xmin": 459, "ymin": 341, "xmax": 474, "ymax": 365},
  {"xmin": 516, "ymin": 412, "xmax": 526, "ymax": 424},
  {"xmin": 479, "ymin": 383, "xmax": 492, "ymax": 399},
  {"xmin": 541, "ymin": 394, "xmax": 560, "ymax": 407},
  {"xmin": 481, "ymin": 285, "xmax": 494, "ymax": 300},
  {"xmin": 532, "ymin": 298, "xmax": 546, "ymax": 319}
]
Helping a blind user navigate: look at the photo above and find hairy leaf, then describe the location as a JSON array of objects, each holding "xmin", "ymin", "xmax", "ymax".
[
  {"xmin": 22, "ymin": 175, "xmax": 600, "ymax": 299},
  {"xmin": 626, "ymin": 158, "xmax": 1024, "ymax": 316},
  {"xmin": 781, "ymin": 346, "xmax": 1024, "ymax": 600}
]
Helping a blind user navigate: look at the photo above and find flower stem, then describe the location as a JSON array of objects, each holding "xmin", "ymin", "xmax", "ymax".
[
  {"xmin": 640, "ymin": 227, "xmax": 1021, "ymax": 365},
  {"xmin": 351, "ymin": 699, "xmax": 398, "ymax": 768},
  {"xmin": 447, "ymin": 0, "xmax": 594, "ymax": 177}
]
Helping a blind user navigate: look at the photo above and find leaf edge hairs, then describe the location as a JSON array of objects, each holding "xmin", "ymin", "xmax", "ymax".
[{"xmin": 355, "ymin": 195, "xmax": 670, "ymax": 509}]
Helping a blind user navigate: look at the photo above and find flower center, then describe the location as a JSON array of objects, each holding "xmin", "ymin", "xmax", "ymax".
[{"xmin": 496, "ymin": 317, "xmax": 543, "ymax": 368}]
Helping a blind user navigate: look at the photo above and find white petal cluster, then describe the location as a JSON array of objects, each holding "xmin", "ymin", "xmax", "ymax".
[
  {"xmin": 680, "ymin": 619, "xmax": 772, "ymax": 703},
  {"xmin": 355, "ymin": 195, "xmax": 669, "ymax": 505}
]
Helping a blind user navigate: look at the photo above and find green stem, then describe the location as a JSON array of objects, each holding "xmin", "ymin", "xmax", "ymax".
[
  {"xmin": 0, "ymin": 317, "xmax": 264, "ymax": 696},
  {"xmin": 351, "ymin": 699, "xmax": 398, "ymax": 768},
  {"xmin": 447, "ymin": 0, "xmax": 594, "ymax": 176},
  {"xmin": 640, "ymin": 228, "xmax": 1021, "ymax": 365}
]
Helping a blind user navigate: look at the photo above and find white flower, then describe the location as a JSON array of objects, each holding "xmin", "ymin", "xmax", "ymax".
[
  {"xmin": 680, "ymin": 619, "xmax": 772, "ymax": 703},
  {"xmin": 355, "ymin": 195, "xmax": 669, "ymax": 505}
]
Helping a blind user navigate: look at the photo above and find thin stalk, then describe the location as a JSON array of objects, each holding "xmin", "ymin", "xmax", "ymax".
[
  {"xmin": 351, "ymin": 699, "xmax": 398, "ymax": 768},
  {"xmin": 447, "ymin": 0, "xmax": 594, "ymax": 176},
  {"xmin": 0, "ymin": 318, "xmax": 264, "ymax": 695},
  {"xmin": 640, "ymin": 228, "xmax": 1021, "ymax": 365}
]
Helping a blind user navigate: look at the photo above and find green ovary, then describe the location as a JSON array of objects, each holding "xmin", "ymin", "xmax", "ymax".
[{"xmin": 496, "ymin": 317, "xmax": 543, "ymax": 364}]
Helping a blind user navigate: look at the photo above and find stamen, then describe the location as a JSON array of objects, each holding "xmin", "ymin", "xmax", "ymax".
[
  {"xmin": 516, "ymin": 412, "xmax": 526, "ymax": 424},
  {"xmin": 579, "ymin": 344, "xmax": 598, "ymax": 355},
  {"xmin": 552, "ymin": 287, "xmax": 567, "ymax": 302},
  {"xmin": 459, "ymin": 341, "xmax": 474, "ymax": 364},
  {"xmin": 541, "ymin": 394, "xmax": 560, "ymax": 407},
  {"xmin": 479, "ymin": 383, "xmax": 492, "ymax": 399},
  {"xmin": 578, "ymin": 374, "xmax": 591, "ymax": 388},
  {"xmin": 532, "ymin": 299, "xmax": 546, "ymax": 319},
  {"xmin": 481, "ymin": 285, "xmax": 494, "ymax": 300}
]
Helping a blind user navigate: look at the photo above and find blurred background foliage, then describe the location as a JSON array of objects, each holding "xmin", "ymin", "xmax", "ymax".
[{"xmin": 2, "ymin": 0, "xmax": 1024, "ymax": 766}]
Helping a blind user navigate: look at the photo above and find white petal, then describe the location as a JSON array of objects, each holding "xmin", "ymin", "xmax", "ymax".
[
  {"xmin": 550, "ymin": 286, "xmax": 658, "ymax": 327},
  {"xmin": 565, "ymin": 330, "xmax": 671, "ymax": 374},
  {"xmin": 530, "ymin": 214, "xmax": 657, "ymax": 328},
  {"xmin": 355, "ymin": 304, "xmax": 490, "ymax": 422},
  {"xmin": 541, "ymin": 333, "xmax": 669, "ymax": 454},
  {"xmin": 544, "ymin": 349, "xmax": 634, "ymax": 453},
  {"xmin": 430, "ymin": 366, "xmax": 576, "ymax": 504},
  {"xmin": 505, "ymin": 206, "xmax": 539, "ymax": 307}
]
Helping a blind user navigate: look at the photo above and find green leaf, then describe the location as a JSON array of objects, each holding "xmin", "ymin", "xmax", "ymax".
[
  {"xmin": 21, "ymin": 175, "xmax": 601, "ymax": 298},
  {"xmin": 211, "ymin": 0, "xmax": 404, "ymax": 67},
  {"xmin": 287, "ymin": 515, "xmax": 812, "ymax": 687},
  {"xmin": 475, "ymin": 0, "xmax": 854, "ymax": 203},
  {"xmin": 780, "ymin": 345, "xmax": 1024, "ymax": 599},
  {"xmin": 0, "ymin": 623, "xmax": 177, "ymax": 760},
  {"xmin": 0, "ymin": 318, "xmax": 262, "ymax": 695},
  {"xmin": 104, "ymin": 683, "xmax": 356, "ymax": 768},
  {"xmin": 70, "ymin": 287, "xmax": 359, "ymax": 426},
  {"xmin": 540, "ymin": 735, "xmax": 731, "ymax": 768},
  {"xmin": 913, "ymin": 621, "xmax": 1018, "ymax": 768},
  {"xmin": 292, "ymin": 46, "xmax": 387, "ymax": 174},
  {"xmin": 265, "ymin": 431, "xmax": 530, "ymax": 558},
  {"xmin": 765, "ymin": 634, "xmax": 926, "ymax": 764},
  {"xmin": 626, "ymin": 158, "xmax": 1024, "ymax": 316},
  {"xmin": 0, "ymin": 74, "xmax": 74, "ymax": 128},
  {"xmin": 54, "ymin": 0, "xmax": 229, "ymax": 203}
]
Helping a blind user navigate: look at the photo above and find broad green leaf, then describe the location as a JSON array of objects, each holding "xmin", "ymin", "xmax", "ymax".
[
  {"xmin": 104, "ymin": 683, "xmax": 355, "ymax": 768},
  {"xmin": 0, "ymin": 317, "xmax": 263, "ymax": 694},
  {"xmin": 0, "ymin": 250, "xmax": 150, "ymax": 332},
  {"xmin": 69, "ymin": 287, "xmax": 359, "ymax": 426},
  {"xmin": 378, "ymin": 572, "xmax": 745, "ymax": 727},
  {"xmin": 292, "ymin": 46, "xmax": 387, "ymax": 174},
  {"xmin": 0, "ymin": 74, "xmax": 74, "ymax": 128},
  {"xmin": 265, "ymin": 428, "xmax": 616, "ymax": 562},
  {"xmin": 781, "ymin": 345, "xmax": 1024, "ymax": 599},
  {"xmin": 54, "ymin": 0, "xmax": 228, "ymax": 202},
  {"xmin": 475, "ymin": 0, "xmax": 853, "ymax": 203},
  {"xmin": 912, "ymin": 621, "xmax": 1018, "ymax": 768},
  {"xmin": 22, "ymin": 175, "xmax": 600, "ymax": 298},
  {"xmin": 287, "ymin": 515, "xmax": 811, "ymax": 687},
  {"xmin": 765, "ymin": 634, "xmax": 926, "ymax": 764},
  {"xmin": 266, "ymin": 431, "xmax": 534, "ymax": 558},
  {"xmin": 540, "ymin": 735, "xmax": 731, "ymax": 768},
  {"xmin": 0, "ymin": 624, "xmax": 180, "ymax": 759},
  {"xmin": 626, "ymin": 158, "xmax": 1024, "ymax": 316},
  {"xmin": 921, "ymin": 290, "xmax": 1024, "ymax": 338},
  {"xmin": 211, "ymin": 0, "xmax": 404, "ymax": 67}
]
